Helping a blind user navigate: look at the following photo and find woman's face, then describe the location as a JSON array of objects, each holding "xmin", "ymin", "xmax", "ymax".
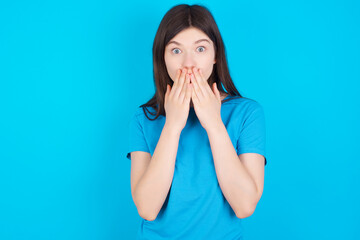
[{"xmin": 164, "ymin": 27, "xmax": 216, "ymax": 83}]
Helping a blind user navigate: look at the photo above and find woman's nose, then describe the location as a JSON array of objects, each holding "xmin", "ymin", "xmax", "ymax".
[{"xmin": 182, "ymin": 53, "xmax": 196, "ymax": 72}]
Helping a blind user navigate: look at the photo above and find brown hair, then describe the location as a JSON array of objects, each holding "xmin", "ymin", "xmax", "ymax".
[{"xmin": 140, "ymin": 4, "xmax": 243, "ymax": 120}]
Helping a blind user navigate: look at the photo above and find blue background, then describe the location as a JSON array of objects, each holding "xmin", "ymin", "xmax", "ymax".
[{"xmin": 1, "ymin": 0, "xmax": 359, "ymax": 239}]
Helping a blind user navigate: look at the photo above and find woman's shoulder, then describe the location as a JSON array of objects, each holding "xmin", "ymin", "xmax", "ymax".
[
  {"xmin": 222, "ymin": 96, "xmax": 265, "ymax": 128},
  {"xmin": 223, "ymin": 95, "xmax": 263, "ymax": 109},
  {"xmin": 132, "ymin": 106, "xmax": 152, "ymax": 117},
  {"xmin": 132, "ymin": 105, "xmax": 163, "ymax": 123}
]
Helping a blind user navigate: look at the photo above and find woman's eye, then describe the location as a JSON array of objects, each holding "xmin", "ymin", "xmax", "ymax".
[
  {"xmin": 171, "ymin": 46, "xmax": 205, "ymax": 54},
  {"xmin": 172, "ymin": 48, "xmax": 181, "ymax": 54},
  {"xmin": 197, "ymin": 46, "xmax": 206, "ymax": 52}
]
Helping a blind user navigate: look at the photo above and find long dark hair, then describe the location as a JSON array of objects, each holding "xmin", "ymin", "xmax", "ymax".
[{"xmin": 140, "ymin": 4, "xmax": 243, "ymax": 120}]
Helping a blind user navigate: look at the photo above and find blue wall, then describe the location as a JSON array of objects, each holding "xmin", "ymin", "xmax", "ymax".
[{"xmin": 1, "ymin": 0, "xmax": 359, "ymax": 239}]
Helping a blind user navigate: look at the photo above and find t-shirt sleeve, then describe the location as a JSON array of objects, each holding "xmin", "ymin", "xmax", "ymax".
[
  {"xmin": 126, "ymin": 109, "xmax": 151, "ymax": 160},
  {"xmin": 236, "ymin": 102, "xmax": 267, "ymax": 165}
]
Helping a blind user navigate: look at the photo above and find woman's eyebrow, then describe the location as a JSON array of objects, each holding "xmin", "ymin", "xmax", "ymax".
[{"xmin": 167, "ymin": 39, "xmax": 211, "ymax": 46}]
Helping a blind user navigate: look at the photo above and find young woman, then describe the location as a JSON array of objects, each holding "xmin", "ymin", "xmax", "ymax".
[{"xmin": 126, "ymin": 4, "xmax": 267, "ymax": 240}]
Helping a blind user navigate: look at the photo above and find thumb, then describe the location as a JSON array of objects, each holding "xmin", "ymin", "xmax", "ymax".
[
  {"xmin": 213, "ymin": 83, "xmax": 220, "ymax": 100},
  {"xmin": 165, "ymin": 84, "xmax": 170, "ymax": 100}
]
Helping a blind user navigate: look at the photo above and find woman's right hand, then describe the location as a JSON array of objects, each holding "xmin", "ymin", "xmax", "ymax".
[{"xmin": 164, "ymin": 68, "xmax": 192, "ymax": 133}]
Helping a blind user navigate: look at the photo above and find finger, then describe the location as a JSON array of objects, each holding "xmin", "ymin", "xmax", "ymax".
[
  {"xmin": 164, "ymin": 84, "xmax": 170, "ymax": 104},
  {"xmin": 169, "ymin": 69, "xmax": 181, "ymax": 96},
  {"xmin": 190, "ymin": 73, "xmax": 205, "ymax": 99},
  {"xmin": 184, "ymin": 80, "xmax": 192, "ymax": 104},
  {"xmin": 198, "ymin": 68, "xmax": 206, "ymax": 81},
  {"xmin": 173, "ymin": 68, "xmax": 187, "ymax": 99},
  {"xmin": 172, "ymin": 68, "xmax": 181, "ymax": 89},
  {"xmin": 169, "ymin": 69, "xmax": 181, "ymax": 98},
  {"xmin": 213, "ymin": 83, "xmax": 220, "ymax": 101},
  {"xmin": 179, "ymin": 73, "xmax": 189, "ymax": 103},
  {"xmin": 192, "ymin": 67, "xmax": 204, "ymax": 83},
  {"xmin": 193, "ymin": 67, "xmax": 213, "ymax": 96},
  {"xmin": 191, "ymin": 83, "xmax": 199, "ymax": 105},
  {"xmin": 175, "ymin": 68, "xmax": 181, "ymax": 81}
]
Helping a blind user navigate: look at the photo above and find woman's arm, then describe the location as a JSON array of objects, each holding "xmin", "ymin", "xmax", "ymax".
[
  {"xmin": 206, "ymin": 122, "xmax": 265, "ymax": 219},
  {"xmin": 132, "ymin": 123, "xmax": 181, "ymax": 221}
]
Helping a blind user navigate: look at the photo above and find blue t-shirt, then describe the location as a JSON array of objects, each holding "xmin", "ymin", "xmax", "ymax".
[{"xmin": 126, "ymin": 95, "xmax": 267, "ymax": 240}]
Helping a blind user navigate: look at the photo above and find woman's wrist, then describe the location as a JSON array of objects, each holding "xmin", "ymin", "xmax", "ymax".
[{"xmin": 163, "ymin": 122, "xmax": 183, "ymax": 136}]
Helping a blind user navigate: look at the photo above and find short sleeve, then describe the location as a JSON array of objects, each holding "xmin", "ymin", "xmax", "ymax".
[
  {"xmin": 236, "ymin": 102, "xmax": 267, "ymax": 166},
  {"xmin": 126, "ymin": 110, "xmax": 151, "ymax": 160}
]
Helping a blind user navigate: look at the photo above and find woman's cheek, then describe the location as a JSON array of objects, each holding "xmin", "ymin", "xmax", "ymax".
[
  {"xmin": 201, "ymin": 68, "xmax": 211, "ymax": 81},
  {"xmin": 166, "ymin": 67, "xmax": 176, "ymax": 82}
]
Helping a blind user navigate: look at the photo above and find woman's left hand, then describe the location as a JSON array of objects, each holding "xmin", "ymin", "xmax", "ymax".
[{"xmin": 190, "ymin": 67, "xmax": 223, "ymax": 131}]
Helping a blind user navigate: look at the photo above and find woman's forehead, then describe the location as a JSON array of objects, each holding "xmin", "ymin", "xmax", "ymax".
[{"xmin": 167, "ymin": 28, "xmax": 212, "ymax": 46}]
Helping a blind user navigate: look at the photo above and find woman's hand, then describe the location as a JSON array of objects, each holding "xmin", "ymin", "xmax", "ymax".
[
  {"xmin": 164, "ymin": 68, "xmax": 192, "ymax": 133},
  {"xmin": 190, "ymin": 67, "xmax": 222, "ymax": 131}
]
